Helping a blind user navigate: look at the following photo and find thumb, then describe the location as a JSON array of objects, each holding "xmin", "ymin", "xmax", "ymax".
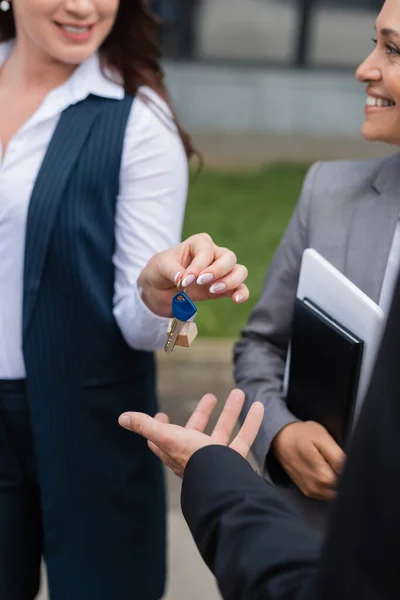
[
  {"xmin": 154, "ymin": 245, "xmax": 189, "ymax": 288},
  {"xmin": 314, "ymin": 433, "xmax": 346, "ymax": 475},
  {"xmin": 119, "ymin": 412, "xmax": 165, "ymax": 446},
  {"xmin": 143, "ymin": 249, "xmax": 186, "ymax": 291}
]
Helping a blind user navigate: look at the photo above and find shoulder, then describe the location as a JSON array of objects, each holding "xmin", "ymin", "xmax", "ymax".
[
  {"xmin": 305, "ymin": 154, "xmax": 400, "ymax": 194},
  {"xmin": 126, "ymin": 86, "xmax": 180, "ymax": 140},
  {"xmin": 121, "ymin": 86, "xmax": 187, "ymax": 167}
]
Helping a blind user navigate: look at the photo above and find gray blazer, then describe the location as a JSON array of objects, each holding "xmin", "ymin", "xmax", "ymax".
[{"xmin": 234, "ymin": 153, "xmax": 400, "ymax": 531}]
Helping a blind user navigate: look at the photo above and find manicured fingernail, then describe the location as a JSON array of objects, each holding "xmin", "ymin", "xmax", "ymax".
[
  {"xmin": 235, "ymin": 294, "xmax": 244, "ymax": 303},
  {"xmin": 119, "ymin": 415, "xmax": 131, "ymax": 427},
  {"xmin": 197, "ymin": 273, "xmax": 214, "ymax": 285},
  {"xmin": 210, "ymin": 283, "xmax": 227, "ymax": 294},
  {"xmin": 182, "ymin": 274, "xmax": 195, "ymax": 287},
  {"xmin": 174, "ymin": 271, "xmax": 181, "ymax": 284}
]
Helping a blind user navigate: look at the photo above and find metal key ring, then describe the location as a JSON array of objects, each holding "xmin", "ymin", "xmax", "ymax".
[{"xmin": 175, "ymin": 277, "xmax": 187, "ymax": 295}]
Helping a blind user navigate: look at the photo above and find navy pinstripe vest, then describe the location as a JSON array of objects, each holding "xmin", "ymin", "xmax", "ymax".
[{"xmin": 21, "ymin": 94, "xmax": 166, "ymax": 599}]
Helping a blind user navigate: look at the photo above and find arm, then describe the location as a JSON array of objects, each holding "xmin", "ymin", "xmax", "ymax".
[
  {"xmin": 119, "ymin": 389, "xmax": 321, "ymax": 599},
  {"xmin": 234, "ymin": 163, "xmax": 321, "ymax": 467},
  {"xmin": 113, "ymin": 87, "xmax": 188, "ymax": 351},
  {"xmin": 182, "ymin": 445, "xmax": 320, "ymax": 600}
]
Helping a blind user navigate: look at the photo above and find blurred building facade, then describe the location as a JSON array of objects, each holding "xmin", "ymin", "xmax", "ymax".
[
  {"xmin": 146, "ymin": 0, "xmax": 391, "ymax": 147},
  {"xmin": 150, "ymin": 0, "xmax": 380, "ymax": 67}
]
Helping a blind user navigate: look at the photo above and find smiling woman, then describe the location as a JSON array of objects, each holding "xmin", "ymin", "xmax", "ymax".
[
  {"xmin": 356, "ymin": 4, "xmax": 400, "ymax": 143},
  {"xmin": 0, "ymin": 0, "xmax": 194, "ymax": 154},
  {"xmin": 234, "ymin": 0, "xmax": 400, "ymax": 535},
  {"xmin": 0, "ymin": 0, "xmax": 118, "ymax": 57},
  {"xmin": 0, "ymin": 1, "xmax": 247, "ymax": 600}
]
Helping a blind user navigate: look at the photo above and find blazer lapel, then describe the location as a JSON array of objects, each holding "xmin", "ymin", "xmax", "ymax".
[
  {"xmin": 344, "ymin": 154, "xmax": 400, "ymax": 304},
  {"xmin": 23, "ymin": 96, "xmax": 103, "ymax": 338}
]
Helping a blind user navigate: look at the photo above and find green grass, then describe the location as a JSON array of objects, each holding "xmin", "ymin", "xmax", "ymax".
[{"xmin": 182, "ymin": 164, "xmax": 310, "ymax": 338}]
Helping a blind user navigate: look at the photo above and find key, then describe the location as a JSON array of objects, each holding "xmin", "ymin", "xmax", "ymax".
[
  {"xmin": 164, "ymin": 291, "xmax": 197, "ymax": 354},
  {"xmin": 167, "ymin": 320, "xmax": 198, "ymax": 348}
]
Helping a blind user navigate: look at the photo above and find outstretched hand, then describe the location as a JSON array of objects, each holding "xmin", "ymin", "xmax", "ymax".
[{"xmin": 118, "ymin": 390, "xmax": 264, "ymax": 478}]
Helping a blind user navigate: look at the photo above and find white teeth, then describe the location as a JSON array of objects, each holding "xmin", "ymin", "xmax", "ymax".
[
  {"xmin": 61, "ymin": 25, "xmax": 89, "ymax": 34},
  {"xmin": 366, "ymin": 96, "xmax": 395, "ymax": 107}
]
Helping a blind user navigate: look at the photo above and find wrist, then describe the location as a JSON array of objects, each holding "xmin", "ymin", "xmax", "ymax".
[
  {"xmin": 138, "ymin": 272, "xmax": 172, "ymax": 318},
  {"xmin": 272, "ymin": 423, "xmax": 297, "ymax": 457}
]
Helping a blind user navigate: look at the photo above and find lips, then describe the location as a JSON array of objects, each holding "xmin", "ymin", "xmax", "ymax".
[{"xmin": 54, "ymin": 21, "xmax": 95, "ymax": 43}]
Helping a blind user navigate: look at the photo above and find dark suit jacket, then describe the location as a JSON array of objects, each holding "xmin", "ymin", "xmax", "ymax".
[{"xmin": 181, "ymin": 272, "xmax": 400, "ymax": 599}]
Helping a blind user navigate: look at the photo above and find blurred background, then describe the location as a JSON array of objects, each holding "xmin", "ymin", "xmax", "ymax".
[{"xmin": 148, "ymin": 0, "xmax": 390, "ymax": 339}]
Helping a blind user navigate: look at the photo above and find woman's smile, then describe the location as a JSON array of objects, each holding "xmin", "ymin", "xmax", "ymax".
[
  {"xmin": 364, "ymin": 92, "xmax": 396, "ymax": 115},
  {"xmin": 54, "ymin": 21, "xmax": 96, "ymax": 44}
]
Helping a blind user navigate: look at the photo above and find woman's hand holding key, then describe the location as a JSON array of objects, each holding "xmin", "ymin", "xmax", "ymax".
[{"xmin": 138, "ymin": 233, "xmax": 249, "ymax": 317}]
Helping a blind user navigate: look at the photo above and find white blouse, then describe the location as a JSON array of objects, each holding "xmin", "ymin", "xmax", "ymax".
[{"xmin": 0, "ymin": 41, "xmax": 188, "ymax": 378}]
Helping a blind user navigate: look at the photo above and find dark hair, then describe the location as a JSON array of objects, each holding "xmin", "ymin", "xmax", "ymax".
[{"xmin": 0, "ymin": 0, "xmax": 196, "ymax": 159}]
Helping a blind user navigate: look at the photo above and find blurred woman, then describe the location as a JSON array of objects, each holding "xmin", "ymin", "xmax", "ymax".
[
  {"xmin": 235, "ymin": 0, "xmax": 400, "ymax": 533},
  {"xmin": 0, "ymin": 1, "xmax": 248, "ymax": 598}
]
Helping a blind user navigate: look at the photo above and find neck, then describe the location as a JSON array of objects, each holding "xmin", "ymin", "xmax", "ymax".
[{"xmin": 1, "ymin": 37, "xmax": 77, "ymax": 92}]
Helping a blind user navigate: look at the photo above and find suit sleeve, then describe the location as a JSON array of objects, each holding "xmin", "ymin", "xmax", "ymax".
[
  {"xmin": 181, "ymin": 445, "xmax": 321, "ymax": 600},
  {"xmin": 234, "ymin": 162, "xmax": 322, "ymax": 474}
]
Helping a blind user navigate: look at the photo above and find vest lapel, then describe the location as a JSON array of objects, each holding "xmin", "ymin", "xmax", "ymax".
[
  {"xmin": 23, "ymin": 96, "xmax": 104, "ymax": 338},
  {"xmin": 344, "ymin": 155, "xmax": 400, "ymax": 304}
]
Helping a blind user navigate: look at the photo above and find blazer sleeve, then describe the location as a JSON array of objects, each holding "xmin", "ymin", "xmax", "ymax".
[
  {"xmin": 234, "ymin": 162, "xmax": 322, "ymax": 473},
  {"xmin": 181, "ymin": 445, "xmax": 321, "ymax": 600}
]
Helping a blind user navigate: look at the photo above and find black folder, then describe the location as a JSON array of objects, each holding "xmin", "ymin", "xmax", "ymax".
[{"xmin": 285, "ymin": 298, "xmax": 364, "ymax": 446}]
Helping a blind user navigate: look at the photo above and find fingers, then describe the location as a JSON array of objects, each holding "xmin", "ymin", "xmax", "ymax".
[
  {"xmin": 196, "ymin": 247, "xmax": 238, "ymax": 287},
  {"xmin": 303, "ymin": 445, "xmax": 339, "ymax": 498},
  {"xmin": 179, "ymin": 234, "xmax": 216, "ymax": 287},
  {"xmin": 179, "ymin": 236, "xmax": 248, "ymax": 301},
  {"xmin": 295, "ymin": 452, "xmax": 338, "ymax": 500},
  {"xmin": 313, "ymin": 458, "xmax": 337, "ymax": 489},
  {"xmin": 299, "ymin": 436, "xmax": 339, "ymax": 490},
  {"xmin": 119, "ymin": 412, "xmax": 166, "ymax": 447},
  {"xmin": 140, "ymin": 234, "xmax": 249, "ymax": 308},
  {"xmin": 195, "ymin": 244, "xmax": 249, "ymax": 301},
  {"xmin": 143, "ymin": 234, "xmax": 249, "ymax": 310},
  {"xmin": 273, "ymin": 422, "xmax": 340, "ymax": 501},
  {"xmin": 154, "ymin": 413, "xmax": 170, "ymax": 424},
  {"xmin": 185, "ymin": 394, "xmax": 218, "ymax": 432},
  {"xmin": 230, "ymin": 402, "xmax": 265, "ymax": 458},
  {"xmin": 206, "ymin": 282, "xmax": 250, "ymax": 304},
  {"xmin": 315, "ymin": 435, "xmax": 346, "ymax": 475},
  {"xmin": 207, "ymin": 264, "xmax": 249, "ymax": 299},
  {"xmin": 309, "ymin": 486, "xmax": 336, "ymax": 502},
  {"xmin": 211, "ymin": 389, "xmax": 246, "ymax": 444},
  {"xmin": 231, "ymin": 283, "xmax": 250, "ymax": 304}
]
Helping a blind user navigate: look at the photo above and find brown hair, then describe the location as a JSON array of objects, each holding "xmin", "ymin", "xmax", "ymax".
[{"xmin": 0, "ymin": 0, "xmax": 196, "ymax": 159}]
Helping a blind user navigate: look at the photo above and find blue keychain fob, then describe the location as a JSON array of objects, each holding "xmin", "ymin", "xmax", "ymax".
[{"xmin": 172, "ymin": 291, "xmax": 197, "ymax": 322}]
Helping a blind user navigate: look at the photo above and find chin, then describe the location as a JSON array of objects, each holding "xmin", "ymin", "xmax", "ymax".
[
  {"xmin": 62, "ymin": 53, "xmax": 94, "ymax": 65},
  {"xmin": 52, "ymin": 47, "xmax": 96, "ymax": 65},
  {"xmin": 361, "ymin": 124, "xmax": 386, "ymax": 143}
]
